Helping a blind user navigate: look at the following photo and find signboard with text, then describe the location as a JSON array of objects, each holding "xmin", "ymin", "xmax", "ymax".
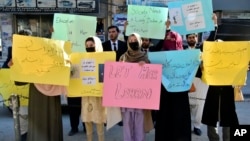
[{"xmin": 0, "ymin": 0, "xmax": 99, "ymax": 13}]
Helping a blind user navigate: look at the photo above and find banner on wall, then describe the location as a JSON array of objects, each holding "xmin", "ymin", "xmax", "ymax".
[
  {"xmin": 52, "ymin": 13, "xmax": 97, "ymax": 52},
  {"xmin": 67, "ymin": 52, "xmax": 116, "ymax": 97},
  {"xmin": 11, "ymin": 35, "xmax": 71, "ymax": 86},
  {"xmin": 0, "ymin": 0, "xmax": 99, "ymax": 13},
  {"xmin": 0, "ymin": 14, "xmax": 13, "ymax": 59}
]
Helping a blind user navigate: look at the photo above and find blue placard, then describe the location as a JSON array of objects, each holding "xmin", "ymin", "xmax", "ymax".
[
  {"xmin": 168, "ymin": 0, "xmax": 214, "ymax": 35},
  {"xmin": 148, "ymin": 50, "xmax": 201, "ymax": 92}
]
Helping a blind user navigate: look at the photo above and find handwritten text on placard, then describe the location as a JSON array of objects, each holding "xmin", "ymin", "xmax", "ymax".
[
  {"xmin": 148, "ymin": 50, "xmax": 201, "ymax": 92},
  {"xmin": 67, "ymin": 52, "xmax": 116, "ymax": 97},
  {"xmin": 52, "ymin": 13, "xmax": 96, "ymax": 52},
  {"xmin": 103, "ymin": 62, "xmax": 162, "ymax": 110},
  {"xmin": 83, "ymin": 77, "xmax": 96, "ymax": 85},
  {"xmin": 11, "ymin": 35, "xmax": 71, "ymax": 86},
  {"xmin": 202, "ymin": 41, "xmax": 250, "ymax": 85},
  {"xmin": 126, "ymin": 5, "xmax": 168, "ymax": 39},
  {"xmin": 168, "ymin": 0, "xmax": 214, "ymax": 35},
  {"xmin": 81, "ymin": 59, "xmax": 96, "ymax": 72}
]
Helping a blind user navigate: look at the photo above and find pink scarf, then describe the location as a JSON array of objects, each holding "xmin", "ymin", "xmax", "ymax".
[
  {"xmin": 34, "ymin": 83, "xmax": 67, "ymax": 96},
  {"xmin": 162, "ymin": 31, "xmax": 183, "ymax": 51}
]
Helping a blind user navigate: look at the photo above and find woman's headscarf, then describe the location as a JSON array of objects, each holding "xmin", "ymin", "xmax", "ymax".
[
  {"xmin": 163, "ymin": 31, "xmax": 183, "ymax": 51},
  {"xmin": 120, "ymin": 33, "xmax": 150, "ymax": 63},
  {"xmin": 91, "ymin": 36, "xmax": 103, "ymax": 52}
]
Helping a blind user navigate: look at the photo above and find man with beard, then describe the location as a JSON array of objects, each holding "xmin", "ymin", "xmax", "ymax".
[
  {"xmin": 184, "ymin": 33, "xmax": 209, "ymax": 136},
  {"xmin": 141, "ymin": 38, "xmax": 156, "ymax": 52}
]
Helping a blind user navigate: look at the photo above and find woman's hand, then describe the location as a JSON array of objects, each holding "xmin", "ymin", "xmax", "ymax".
[
  {"xmin": 7, "ymin": 59, "xmax": 13, "ymax": 67},
  {"xmin": 138, "ymin": 61, "xmax": 146, "ymax": 66}
]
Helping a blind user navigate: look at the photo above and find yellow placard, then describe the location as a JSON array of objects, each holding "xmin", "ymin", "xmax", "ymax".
[
  {"xmin": 11, "ymin": 34, "xmax": 71, "ymax": 86},
  {"xmin": 0, "ymin": 69, "xmax": 29, "ymax": 106},
  {"xmin": 202, "ymin": 41, "xmax": 250, "ymax": 85},
  {"xmin": 67, "ymin": 52, "xmax": 116, "ymax": 97}
]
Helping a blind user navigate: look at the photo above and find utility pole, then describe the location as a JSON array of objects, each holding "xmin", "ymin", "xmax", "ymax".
[{"xmin": 10, "ymin": 94, "xmax": 21, "ymax": 141}]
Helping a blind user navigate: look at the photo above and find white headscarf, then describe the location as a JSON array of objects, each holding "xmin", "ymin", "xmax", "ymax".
[{"xmin": 91, "ymin": 36, "xmax": 103, "ymax": 52}]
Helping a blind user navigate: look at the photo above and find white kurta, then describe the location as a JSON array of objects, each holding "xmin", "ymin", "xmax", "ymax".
[{"xmin": 189, "ymin": 77, "xmax": 209, "ymax": 128}]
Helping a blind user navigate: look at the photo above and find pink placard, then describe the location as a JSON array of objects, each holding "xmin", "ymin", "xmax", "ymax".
[{"xmin": 102, "ymin": 62, "xmax": 162, "ymax": 110}]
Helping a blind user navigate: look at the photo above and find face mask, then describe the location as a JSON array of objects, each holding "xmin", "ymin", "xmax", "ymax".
[
  {"xmin": 129, "ymin": 42, "xmax": 139, "ymax": 51},
  {"xmin": 86, "ymin": 47, "xmax": 95, "ymax": 52}
]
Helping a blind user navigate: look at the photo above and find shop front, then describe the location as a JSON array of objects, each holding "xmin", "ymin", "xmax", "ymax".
[{"xmin": 0, "ymin": 0, "xmax": 109, "ymax": 66}]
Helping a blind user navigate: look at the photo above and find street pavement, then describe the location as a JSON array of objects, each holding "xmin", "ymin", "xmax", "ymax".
[
  {"xmin": 0, "ymin": 100, "xmax": 250, "ymax": 141},
  {"xmin": 1, "ymin": 71, "xmax": 250, "ymax": 141}
]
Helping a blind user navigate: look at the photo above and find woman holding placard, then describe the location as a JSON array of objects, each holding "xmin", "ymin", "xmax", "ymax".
[
  {"xmin": 81, "ymin": 36, "xmax": 106, "ymax": 141},
  {"xmin": 119, "ymin": 32, "xmax": 153, "ymax": 141}
]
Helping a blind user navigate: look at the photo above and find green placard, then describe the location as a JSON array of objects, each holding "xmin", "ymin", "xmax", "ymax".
[
  {"xmin": 52, "ymin": 13, "xmax": 97, "ymax": 52},
  {"xmin": 126, "ymin": 5, "xmax": 168, "ymax": 39}
]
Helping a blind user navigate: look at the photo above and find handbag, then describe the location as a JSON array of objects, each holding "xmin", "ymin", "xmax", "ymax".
[{"xmin": 234, "ymin": 86, "xmax": 244, "ymax": 101}]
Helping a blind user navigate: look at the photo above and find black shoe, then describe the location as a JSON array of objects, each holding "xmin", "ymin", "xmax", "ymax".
[
  {"xmin": 68, "ymin": 129, "xmax": 78, "ymax": 136},
  {"xmin": 82, "ymin": 123, "xmax": 86, "ymax": 133},
  {"xmin": 118, "ymin": 121, "xmax": 123, "ymax": 126},
  {"xmin": 193, "ymin": 127, "xmax": 202, "ymax": 136},
  {"xmin": 21, "ymin": 133, "xmax": 27, "ymax": 141},
  {"xmin": 83, "ymin": 126, "xmax": 86, "ymax": 133}
]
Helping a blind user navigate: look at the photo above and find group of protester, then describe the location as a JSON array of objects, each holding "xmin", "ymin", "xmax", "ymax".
[{"xmin": 3, "ymin": 12, "xmax": 240, "ymax": 141}]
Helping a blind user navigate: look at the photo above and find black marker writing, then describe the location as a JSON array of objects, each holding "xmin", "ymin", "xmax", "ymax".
[
  {"xmin": 109, "ymin": 65, "xmax": 132, "ymax": 79},
  {"xmin": 138, "ymin": 66, "xmax": 158, "ymax": 80},
  {"xmin": 115, "ymin": 83, "xmax": 152, "ymax": 100}
]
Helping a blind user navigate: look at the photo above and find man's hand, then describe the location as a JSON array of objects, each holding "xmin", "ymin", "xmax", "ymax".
[
  {"xmin": 124, "ymin": 21, "xmax": 128, "ymax": 32},
  {"xmin": 212, "ymin": 13, "xmax": 218, "ymax": 25},
  {"xmin": 165, "ymin": 19, "xmax": 171, "ymax": 29}
]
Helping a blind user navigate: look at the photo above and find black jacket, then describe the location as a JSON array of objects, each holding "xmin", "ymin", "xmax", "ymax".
[{"xmin": 102, "ymin": 40, "xmax": 127, "ymax": 61}]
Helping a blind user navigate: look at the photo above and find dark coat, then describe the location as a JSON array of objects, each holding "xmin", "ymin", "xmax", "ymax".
[
  {"xmin": 102, "ymin": 40, "xmax": 127, "ymax": 61},
  {"xmin": 155, "ymin": 84, "xmax": 191, "ymax": 141},
  {"xmin": 202, "ymin": 86, "xmax": 239, "ymax": 127}
]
